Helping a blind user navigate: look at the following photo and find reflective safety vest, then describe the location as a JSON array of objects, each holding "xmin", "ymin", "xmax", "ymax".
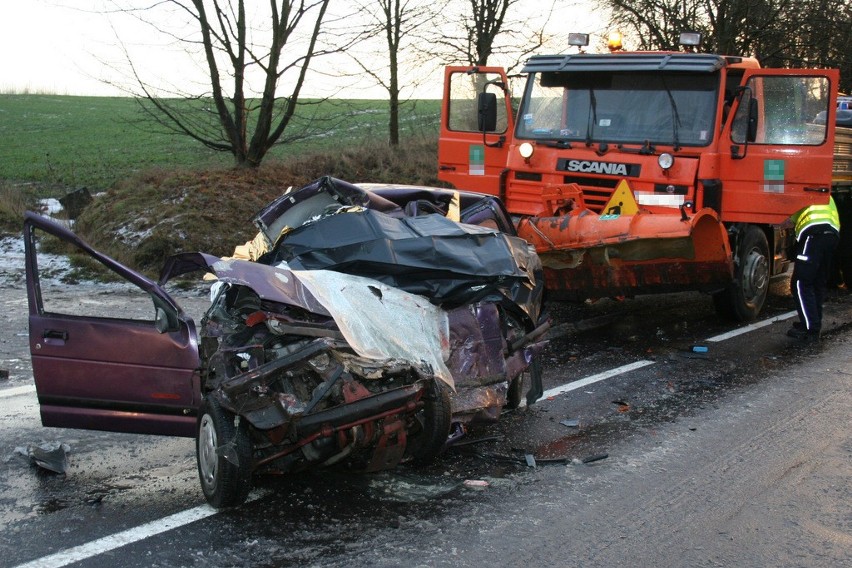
[{"xmin": 792, "ymin": 197, "xmax": 840, "ymax": 241}]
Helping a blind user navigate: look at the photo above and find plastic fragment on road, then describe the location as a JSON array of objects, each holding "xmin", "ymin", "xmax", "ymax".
[
  {"xmin": 536, "ymin": 457, "xmax": 569, "ymax": 464},
  {"xmin": 16, "ymin": 442, "xmax": 71, "ymax": 474},
  {"xmin": 463, "ymin": 479, "xmax": 490, "ymax": 488},
  {"xmin": 525, "ymin": 454, "xmax": 537, "ymax": 468},
  {"xmin": 690, "ymin": 345, "xmax": 709, "ymax": 353},
  {"xmin": 581, "ymin": 453, "xmax": 609, "ymax": 464},
  {"xmin": 559, "ymin": 419, "xmax": 580, "ymax": 427}
]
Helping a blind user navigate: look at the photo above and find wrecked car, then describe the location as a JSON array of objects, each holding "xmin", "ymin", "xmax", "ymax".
[{"xmin": 24, "ymin": 177, "xmax": 547, "ymax": 508}]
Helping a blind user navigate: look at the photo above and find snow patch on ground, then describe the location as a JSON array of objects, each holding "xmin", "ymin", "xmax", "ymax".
[{"xmin": 0, "ymin": 235, "xmax": 72, "ymax": 288}]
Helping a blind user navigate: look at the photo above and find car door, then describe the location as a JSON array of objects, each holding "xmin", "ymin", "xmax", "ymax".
[
  {"xmin": 24, "ymin": 212, "xmax": 201, "ymax": 438},
  {"xmin": 718, "ymin": 69, "xmax": 839, "ymax": 224}
]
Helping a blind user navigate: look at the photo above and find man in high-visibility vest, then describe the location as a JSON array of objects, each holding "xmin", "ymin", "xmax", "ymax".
[{"xmin": 786, "ymin": 196, "xmax": 841, "ymax": 342}]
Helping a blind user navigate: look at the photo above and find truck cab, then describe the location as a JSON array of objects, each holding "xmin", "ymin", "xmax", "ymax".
[{"xmin": 439, "ymin": 40, "xmax": 840, "ymax": 321}]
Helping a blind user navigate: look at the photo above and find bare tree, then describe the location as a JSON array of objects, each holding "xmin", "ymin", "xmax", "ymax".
[
  {"xmin": 426, "ymin": 0, "xmax": 554, "ymax": 71},
  {"xmin": 108, "ymin": 0, "xmax": 342, "ymax": 168},
  {"xmin": 347, "ymin": 0, "xmax": 437, "ymax": 146},
  {"xmin": 602, "ymin": 0, "xmax": 851, "ymax": 91}
]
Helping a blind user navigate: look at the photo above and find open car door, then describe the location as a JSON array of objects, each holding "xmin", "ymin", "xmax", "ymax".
[{"xmin": 24, "ymin": 212, "xmax": 200, "ymax": 437}]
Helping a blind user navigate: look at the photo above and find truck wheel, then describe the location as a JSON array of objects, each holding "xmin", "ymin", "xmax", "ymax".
[
  {"xmin": 406, "ymin": 380, "xmax": 452, "ymax": 466},
  {"xmin": 197, "ymin": 395, "xmax": 252, "ymax": 508},
  {"xmin": 713, "ymin": 225, "xmax": 769, "ymax": 322}
]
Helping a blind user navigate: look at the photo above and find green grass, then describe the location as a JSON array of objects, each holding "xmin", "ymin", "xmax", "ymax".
[
  {"xmin": 0, "ymin": 94, "xmax": 441, "ymax": 194},
  {"xmin": 0, "ymin": 93, "xmax": 446, "ymax": 270},
  {"xmin": 1, "ymin": 95, "xmax": 221, "ymax": 190}
]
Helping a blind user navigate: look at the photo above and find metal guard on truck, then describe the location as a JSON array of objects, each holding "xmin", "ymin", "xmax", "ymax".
[{"xmin": 516, "ymin": 196, "xmax": 733, "ymax": 301}]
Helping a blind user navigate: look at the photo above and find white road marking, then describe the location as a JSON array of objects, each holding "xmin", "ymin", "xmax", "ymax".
[
  {"xmin": 7, "ymin": 310, "xmax": 796, "ymax": 565},
  {"xmin": 0, "ymin": 385, "xmax": 36, "ymax": 398},
  {"xmin": 12, "ymin": 505, "xmax": 218, "ymax": 568},
  {"xmin": 528, "ymin": 310, "xmax": 799, "ymax": 405},
  {"xmin": 522, "ymin": 360, "xmax": 656, "ymax": 406},
  {"xmin": 705, "ymin": 310, "xmax": 796, "ymax": 343}
]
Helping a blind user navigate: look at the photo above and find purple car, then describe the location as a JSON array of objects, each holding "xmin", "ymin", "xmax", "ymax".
[{"xmin": 25, "ymin": 177, "xmax": 548, "ymax": 508}]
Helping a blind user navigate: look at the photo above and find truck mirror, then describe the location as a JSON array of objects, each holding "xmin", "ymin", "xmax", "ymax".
[
  {"xmin": 478, "ymin": 92, "xmax": 498, "ymax": 132},
  {"xmin": 747, "ymin": 98, "xmax": 759, "ymax": 143}
]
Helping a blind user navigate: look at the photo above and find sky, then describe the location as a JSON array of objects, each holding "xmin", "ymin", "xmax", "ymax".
[{"xmin": 0, "ymin": 1, "xmax": 608, "ymax": 99}]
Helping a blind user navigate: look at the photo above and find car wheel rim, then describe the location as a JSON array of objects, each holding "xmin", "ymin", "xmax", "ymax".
[{"xmin": 199, "ymin": 414, "xmax": 218, "ymax": 489}]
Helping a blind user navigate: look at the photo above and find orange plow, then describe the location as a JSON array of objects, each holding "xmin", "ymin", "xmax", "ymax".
[{"xmin": 516, "ymin": 207, "xmax": 733, "ymax": 301}]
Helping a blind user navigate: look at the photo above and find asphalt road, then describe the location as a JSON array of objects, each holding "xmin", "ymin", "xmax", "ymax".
[{"xmin": 0, "ymin": 243, "xmax": 850, "ymax": 567}]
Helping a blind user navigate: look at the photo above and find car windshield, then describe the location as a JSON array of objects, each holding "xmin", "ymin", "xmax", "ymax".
[{"xmin": 517, "ymin": 71, "xmax": 719, "ymax": 147}]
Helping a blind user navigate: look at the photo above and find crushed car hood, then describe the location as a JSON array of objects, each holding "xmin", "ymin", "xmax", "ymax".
[
  {"xmin": 253, "ymin": 177, "xmax": 543, "ymax": 324},
  {"xmin": 165, "ymin": 253, "xmax": 454, "ymax": 387}
]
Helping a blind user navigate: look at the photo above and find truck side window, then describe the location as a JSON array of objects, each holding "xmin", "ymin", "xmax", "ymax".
[
  {"xmin": 732, "ymin": 75, "xmax": 830, "ymax": 146},
  {"xmin": 447, "ymin": 72, "xmax": 508, "ymax": 133}
]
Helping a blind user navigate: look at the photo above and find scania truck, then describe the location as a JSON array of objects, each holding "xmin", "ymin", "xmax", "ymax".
[{"xmin": 438, "ymin": 32, "xmax": 850, "ymax": 321}]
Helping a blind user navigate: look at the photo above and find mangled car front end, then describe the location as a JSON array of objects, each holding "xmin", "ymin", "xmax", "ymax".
[{"xmin": 24, "ymin": 176, "xmax": 548, "ymax": 508}]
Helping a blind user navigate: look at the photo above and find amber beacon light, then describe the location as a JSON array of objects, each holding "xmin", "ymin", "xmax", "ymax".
[{"xmin": 607, "ymin": 31, "xmax": 623, "ymax": 51}]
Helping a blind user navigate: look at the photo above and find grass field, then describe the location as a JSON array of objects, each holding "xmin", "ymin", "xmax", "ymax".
[
  {"xmin": 0, "ymin": 94, "xmax": 445, "ymax": 270},
  {"xmin": 0, "ymin": 94, "xmax": 441, "ymax": 193}
]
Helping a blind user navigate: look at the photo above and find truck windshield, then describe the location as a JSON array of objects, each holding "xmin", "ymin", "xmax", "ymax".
[{"xmin": 517, "ymin": 71, "xmax": 719, "ymax": 147}]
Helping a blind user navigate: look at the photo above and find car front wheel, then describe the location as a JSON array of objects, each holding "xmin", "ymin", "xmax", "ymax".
[
  {"xmin": 406, "ymin": 379, "xmax": 452, "ymax": 465},
  {"xmin": 196, "ymin": 395, "xmax": 253, "ymax": 508}
]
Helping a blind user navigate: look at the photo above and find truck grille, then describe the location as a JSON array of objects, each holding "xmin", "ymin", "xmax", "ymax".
[{"xmin": 563, "ymin": 175, "xmax": 617, "ymax": 213}]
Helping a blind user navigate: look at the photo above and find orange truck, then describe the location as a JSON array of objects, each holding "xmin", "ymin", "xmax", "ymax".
[{"xmin": 438, "ymin": 33, "xmax": 851, "ymax": 321}]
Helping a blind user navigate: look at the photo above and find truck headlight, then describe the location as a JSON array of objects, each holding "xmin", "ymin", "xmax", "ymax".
[
  {"xmin": 658, "ymin": 153, "xmax": 674, "ymax": 170},
  {"xmin": 519, "ymin": 142, "xmax": 534, "ymax": 159}
]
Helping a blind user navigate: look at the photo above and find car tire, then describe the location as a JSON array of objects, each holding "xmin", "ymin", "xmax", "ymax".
[
  {"xmin": 406, "ymin": 379, "xmax": 452, "ymax": 465},
  {"xmin": 196, "ymin": 395, "xmax": 252, "ymax": 508},
  {"xmin": 713, "ymin": 225, "xmax": 769, "ymax": 322}
]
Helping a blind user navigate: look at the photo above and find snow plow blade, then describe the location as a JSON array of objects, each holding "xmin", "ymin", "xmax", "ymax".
[{"xmin": 516, "ymin": 208, "xmax": 733, "ymax": 301}]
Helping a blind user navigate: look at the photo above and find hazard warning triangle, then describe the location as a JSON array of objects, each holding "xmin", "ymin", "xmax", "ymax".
[{"xmin": 601, "ymin": 179, "xmax": 639, "ymax": 218}]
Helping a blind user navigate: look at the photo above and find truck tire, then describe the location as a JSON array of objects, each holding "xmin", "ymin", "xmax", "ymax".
[
  {"xmin": 197, "ymin": 395, "xmax": 253, "ymax": 508},
  {"xmin": 713, "ymin": 225, "xmax": 769, "ymax": 322}
]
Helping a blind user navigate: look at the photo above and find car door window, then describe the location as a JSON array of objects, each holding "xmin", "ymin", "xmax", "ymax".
[{"xmin": 32, "ymin": 228, "xmax": 159, "ymax": 321}]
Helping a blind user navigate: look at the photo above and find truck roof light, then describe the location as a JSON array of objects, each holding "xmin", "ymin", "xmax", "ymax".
[
  {"xmin": 568, "ymin": 33, "xmax": 589, "ymax": 47},
  {"xmin": 607, "ymin": 31, "xmax": 623, "ymax": 52},
  {"xmin": 679, "ymin": 32, "xmax": 702, "ymax": 47}
]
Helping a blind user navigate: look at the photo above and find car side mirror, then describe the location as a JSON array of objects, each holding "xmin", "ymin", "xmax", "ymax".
[
  {"xmin": 155, "ymin": 307, "xmax": 172, "ymax": 333},
  {"xmin": 478, "ymin": 92, "xmax": 498, "ymax": 132}
]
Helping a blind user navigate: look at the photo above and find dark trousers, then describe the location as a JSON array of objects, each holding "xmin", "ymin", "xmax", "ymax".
[{"xmin": 791, "ymin": 228, "xmax": 840, "ymax": 333}]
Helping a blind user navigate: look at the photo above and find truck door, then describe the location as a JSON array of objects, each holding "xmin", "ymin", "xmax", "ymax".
[
  {"xmin": 24, "ymin": 213, "xmax": 200, "ymax": 438},
  {"xmin": 438, "ymin": 66, "xmax": 514, "ymax": 196},
  {"xmin": 718, "ymin": 69, "xmax": 839, "ymax": 224}
]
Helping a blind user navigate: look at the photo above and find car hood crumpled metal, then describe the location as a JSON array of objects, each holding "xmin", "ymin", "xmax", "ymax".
[
  {"xmin": 165, "ymin": 253, "xmax": 455, "ymax": 388},
  {"xmin": 285, "ymin": 267, "xmax": 453, "ymax": 387}
]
